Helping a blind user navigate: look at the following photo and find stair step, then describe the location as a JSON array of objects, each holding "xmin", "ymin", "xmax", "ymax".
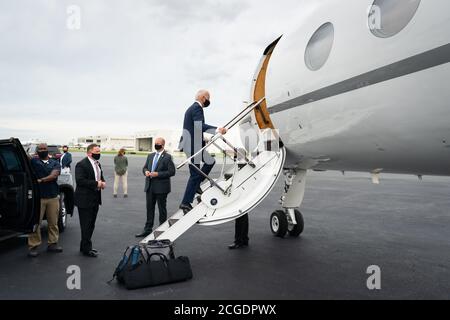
[
  {"xmin": 169, "ymin": 219, "xmax": 179, "ymax": 226},
  {"xmin": 153, "ymin": 231, "xmax": 164, "ymax": 238}
]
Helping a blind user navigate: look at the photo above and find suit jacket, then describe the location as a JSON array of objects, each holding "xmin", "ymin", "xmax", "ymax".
[
  {"xmin": 74, "ymin": 157, "xmax": 105, "ymax": 208},
  {"xmin": 60, "ymin": 152, "xmax": 72, "ymax": 169},
  {"xmin": 143, "ymin": 151, "xmax": 176, "ymax": 194},
  {"xmin": 179, "ymin": 102, "xmax": 217, "ymax": 156}
]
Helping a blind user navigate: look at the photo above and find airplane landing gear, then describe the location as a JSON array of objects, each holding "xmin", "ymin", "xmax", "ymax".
[
  {"xmin": 287, "ymin": 209, "xmax": 304, "ymax": 237},
  {"xmin": 270, "ymin": 210, "xmax": 288, "ymax": 237},
  {"xmin": 270, "ymin": 209, "xmax": 304, "ymax": 238},
  {"xmin": 270, "ymin": 169, "xmax": 307, "ymax": 238}
]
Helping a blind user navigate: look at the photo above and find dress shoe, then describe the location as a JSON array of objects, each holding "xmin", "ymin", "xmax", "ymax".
[
  {"xmin": 196, "ymin": 195, "xmax": 202, "ymax": 204},
  {"xmin": 28, "ymin": 247, "xmax": 39, "ymax": 258},
  {"xmin": 124, "ymin": 194, "xmax": 128, "ymax": 198},
  {"xmin": 47, "ymin": 244, "xmax": 63, "ymax": 253},
  {"xmin": 80, "ymin": 248, "xmax": 98, "ymax": 253},
  {"xmin": 83, "ymin": 250, "xmax": 98, "ymax": 258},
  {"xmin": 180, "ymin": 204, "xmax": 193, "ymax": 215},
  {"xmin": 135, "ymin": 231, "xmax": 151, "ymax": 238},
  {"xmin": 228, "ymin": 242, "xmax": 248, "ymax": 250},
  {"xmin": 113, "ymin": 194, "xmax": 118, "ymax": 198},
  {"xmin": 196, "ymin": 187, "xmax": 203, "ymax": 195}
]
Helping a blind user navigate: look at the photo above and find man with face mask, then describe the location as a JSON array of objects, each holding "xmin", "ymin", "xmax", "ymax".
[
  {"xmin": 60, "ymin": 145, "xmax": 72, "ymax": 172},
  {"xmin": 74, "ymin": 144, "xmax": 106, "ymax": 257},
  {"xmin": 136, "ymin": 137, "xmax": 176, "ymax": 238},
  {"xmin": 179, "ymin": 90, "xmax": 227, "ymax": 214},
  {"xmin": 28, "ymin": 143, "xmax": 62, "ymax": 257}
]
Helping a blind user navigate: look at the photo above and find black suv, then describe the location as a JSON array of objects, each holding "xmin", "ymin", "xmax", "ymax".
[{"xmin": 0, "ymin": 138, "xmax": 74, "ymax": 240}]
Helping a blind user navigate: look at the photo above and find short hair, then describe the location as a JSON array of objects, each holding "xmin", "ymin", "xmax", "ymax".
[
  {"xmin": 62, "ymin": 145, "xmax": 68, "ymax": 149},
  {"xmin": 87, "ymin": 143, "xmax": 99, "ymax": 153},
  {"xmin": 195, "ymin": 89, "xmax": 209, "ymax": 100},
  {"xmin": 155, "ymin": 137, "xmax": 166, "ymax": 145}
]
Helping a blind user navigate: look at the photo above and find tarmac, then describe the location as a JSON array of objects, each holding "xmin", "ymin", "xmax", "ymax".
[{"xmin": 1, "ymin": 152, "xmax": 450, "ymax": 300}]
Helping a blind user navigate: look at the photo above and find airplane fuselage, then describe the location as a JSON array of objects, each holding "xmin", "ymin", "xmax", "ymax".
[{"xmin": 262, "ymin": 0, "xmax": 450, "ymax": 176}]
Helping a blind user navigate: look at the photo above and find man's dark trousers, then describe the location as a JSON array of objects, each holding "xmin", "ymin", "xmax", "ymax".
[
  {"xmin": 78, "ymin": 205, "xmax": 99, "ymax": 253},
  {"xmin": 235, "ymin": 214, "xmax": 249, "ymax": 245},
  {"xmin": 145, "ymin": 188, "xmax": 168, "ymax": 233},
  {"xmin": 181, "ymin": 159, "xmax": 215, "ymax": 205}
]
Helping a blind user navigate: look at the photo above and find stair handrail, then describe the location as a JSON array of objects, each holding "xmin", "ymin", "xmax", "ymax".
[{"xmin": 177, "ymin": 97, "xmax": 265, "ymax": 170}]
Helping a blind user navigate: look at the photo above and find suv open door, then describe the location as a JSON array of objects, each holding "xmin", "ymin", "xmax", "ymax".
[{"xmin": 0, "ymin": 138, "xmax": 40, "ymax": 233}]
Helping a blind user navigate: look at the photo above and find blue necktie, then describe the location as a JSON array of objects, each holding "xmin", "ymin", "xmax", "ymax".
[{"xmin": 151, "ymin": 153, "xmax": 160, "ymax": 172}]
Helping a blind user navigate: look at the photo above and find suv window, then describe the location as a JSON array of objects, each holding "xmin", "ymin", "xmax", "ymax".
[
  {"xmin": 47, "ymin": 146, "xmax": 61, "ymax": 155},
  {"xmin": 27, "ymin": 145, "xmax": 60, "ymax": 156},
  {"xmin": 0, "ymin": 147, "xmax": 23, "ymax": 172}
]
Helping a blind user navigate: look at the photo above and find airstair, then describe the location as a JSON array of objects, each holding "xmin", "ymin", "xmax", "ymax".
[{"xmin": 141, "ymin": 98, "xmax": 285, "ymax": 244}]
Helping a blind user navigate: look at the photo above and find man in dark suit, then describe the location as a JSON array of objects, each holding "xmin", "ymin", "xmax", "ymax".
[
  {"xmin": 74, "ymin": 144, "xmax": 106, "ymax": 257},
  {"xmin": 60, "ymin": 145, "xmax": 72, "ymax": 170},
  {"xmin": 136, "ymin": 137, "xmax": 176, "ymax": 238},
  {"xmin": 179, "ymin": 90, "xmax": 227, "ymax": 214}
]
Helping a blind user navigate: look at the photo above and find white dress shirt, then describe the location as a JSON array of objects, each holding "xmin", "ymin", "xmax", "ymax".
[{"xmin": 88, "ymin": 157, "xmax": 101, "ymax": 181}]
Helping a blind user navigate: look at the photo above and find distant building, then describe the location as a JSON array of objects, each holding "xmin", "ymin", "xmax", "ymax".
[
  {"xmin": 77, "ymin": 135, "xmax": 135, "ymax": 151},
  {"xmin": 75, "ymin": 129, "xmax": 226, "ymax": 153},
  {"xmin": 77, "ymin": 135, "xmax": 105, "ymax": 146},
  {"xmin": 135, "ymin": 130, "xmax": 181, "ymax": 153},
  {"xmin": 76, "ymin": 130, "xmax": 182, "ymax": 152}
]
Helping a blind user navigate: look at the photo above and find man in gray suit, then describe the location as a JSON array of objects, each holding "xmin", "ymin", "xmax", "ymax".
[{"xmin": 136, "ymin": 137, "xmax": 176, "ymax": 238}]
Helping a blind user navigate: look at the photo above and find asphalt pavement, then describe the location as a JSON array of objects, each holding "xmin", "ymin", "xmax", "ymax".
[{"xmin": 1, "ymin": 152, "xmax": 450, "ymax": 300}]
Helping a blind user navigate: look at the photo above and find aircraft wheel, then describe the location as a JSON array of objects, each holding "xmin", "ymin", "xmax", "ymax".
[
  {"xmin": 270, "ymin": 210, "xmax": 288, "ymax": 238},
  {"xmin": 288, "ymin": 210, "xmax": 304, "ymax": 237}
]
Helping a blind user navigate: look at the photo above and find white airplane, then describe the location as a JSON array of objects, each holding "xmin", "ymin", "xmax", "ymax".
[{"xmin": 142, "ymin": 0, "xmax": 450, "ymax": 243}]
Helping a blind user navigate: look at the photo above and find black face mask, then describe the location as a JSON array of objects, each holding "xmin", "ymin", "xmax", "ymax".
[
  {"xmin": 38, "ymin": 151, "xmax": 49, "ymax": 159},
  {"xmin": 91, "ymin": 153, "xmax": 101, "ymax": 161},
  {"xmin": 154, "ymin": 144, "xmax": 163, "ymax": 151},
  {"xmin": 204, "ymin": 99, "xmax": 210, "ymax": 108}
]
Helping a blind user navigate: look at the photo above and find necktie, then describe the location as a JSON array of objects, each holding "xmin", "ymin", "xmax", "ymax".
[
  {"xmin": 151, "ymin": 153, "xmax": 160, "ymax": 172},
  {"xmin": 94, "ymin": 161, "xmax": 101, "ymax": 181}
]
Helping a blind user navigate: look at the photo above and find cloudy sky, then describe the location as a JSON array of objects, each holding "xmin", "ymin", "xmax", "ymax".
[{"xmin": 0, "ymin": 0, "xmax": 309, "ymax": 144}]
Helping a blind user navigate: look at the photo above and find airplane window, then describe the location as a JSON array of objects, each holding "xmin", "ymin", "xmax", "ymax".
[
  {"xmin": 305, "ymin": 22, "xmax": 334, "ymax": 71},
  {"xmin": 369, "ymin": 0, "xmax": 421, "ymax": 38}
]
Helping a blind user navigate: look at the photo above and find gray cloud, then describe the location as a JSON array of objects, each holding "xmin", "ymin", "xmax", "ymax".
[
  {"xmin": 0, "ymin": 0, "xmax": 309, "ymax": 143},
  {"xmin": 147, "ymin": 0, "xmax": 249, "ymax": 26}
]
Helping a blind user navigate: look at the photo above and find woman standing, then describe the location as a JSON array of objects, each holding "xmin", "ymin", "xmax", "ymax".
[{"xmin": 113, "ymin": 148, "xmax": 128, "ymax": 198}]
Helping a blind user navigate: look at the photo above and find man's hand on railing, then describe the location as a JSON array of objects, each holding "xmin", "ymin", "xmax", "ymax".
[{"xmin": 217, "ymin": 127, "xmax": 227, "ymax": 135}]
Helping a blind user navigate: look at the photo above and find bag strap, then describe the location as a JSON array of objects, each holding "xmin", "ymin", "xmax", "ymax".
[
  {"xmin": 140, "ymin": 244, "xmax": 153, "ymax": 261},
  {"xmin": 148, "ymin": 252, "xmax": 172, "ymax": 279},
  {"xmin": 108, "ymin": 246, "xmax": 132, "ymax": 284},
  {"xmin": 148, "ymin": 252, "xmax": 169, "ymax": 263},
  {"xmin": 148, "ymin": 239, "xmax": 173, "ymax": 247}
]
